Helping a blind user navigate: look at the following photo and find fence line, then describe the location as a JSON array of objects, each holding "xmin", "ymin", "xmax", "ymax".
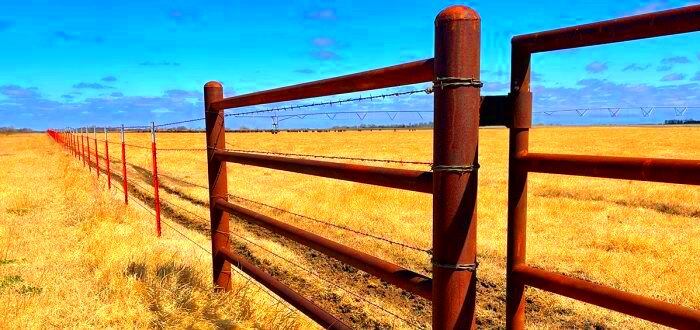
[{"xmin": 46, "ymin": 4, "xmax": 700, "ymax": 329}]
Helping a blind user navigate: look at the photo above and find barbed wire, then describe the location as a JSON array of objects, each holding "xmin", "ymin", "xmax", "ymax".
[
  {"xmin": 217, "ymin": 228, "xmax": 424, "ymax": 329},
  {"xmin": 223, "ymin": 88, "xmax": 433, "ymax": 118},
  {"xmin": 155, "ymin": 117, "xmax": 206, "ymax": 128},
  {"xmin": 534, "ymin": 106, "xmax": 700, "ymax": 117},
  {"xmin": 159, "ymin": 193, "xmax": 420, "ymax": 327},
  {"xmin": 227, "ymin": 193, "xmax": 432, "ymax": 254},
  {"xmin": 113, "ymin": 183, "xmax": 300, "ymax": 315},
  {"xmin": 232, "ymin": 110, "xmax": 434, "ymax": 122},
  {"xmin": 223, "ymin": 143, "xmax": 432, "ymax": 166},
  {"xmin": 125, "ymin": 168, "xmax": 431, "ymax": 254}
]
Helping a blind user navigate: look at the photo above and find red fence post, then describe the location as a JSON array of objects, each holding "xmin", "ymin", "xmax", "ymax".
[
  {"xmin": 87, "ymin": 127, "xmax": 92, "ymax": 172},
  {"xmin": 151, "ymin": 122, "xmax": 162, "ymax": 237},
  {"xmin": 104, "ymin": 128, "xmax": 111, "ymax": 189},
  {"xmin": 505, "ymin": 40, "xmax": 533, "ymax": 330},
  {"xmin": 81, "ymin": 127, "xmax": 86, "ymax": 167},
  {"xmin": 94, "ymin": 127, "xmax": 100, "ymax": 178},
  {"xmin": 121, "ymin": 125, "xmax": 128, "ymax": 205},
  {"xmin": 432, "ymin": 5, "xmax": 481, "ymax": 329},
  {"xmin": 204, "ymin": 81, "xmax": 231, "ymax": 291}
]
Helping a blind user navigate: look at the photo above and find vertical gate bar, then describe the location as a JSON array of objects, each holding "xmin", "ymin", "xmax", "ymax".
[
  {"xmin": 151, "ymin": 122, "xmax": 162, "ymax": 237},
  {"xmin": 87, "ymin": 127, "xmax": 92, "ymax": 172},
  {"xmin": 204, "ymin": 81, "xmax": 231, "ymax": 291},
  {"xmin": 94, "ymin": 127, "xmax": 100, "ymax": 178},
  {"xmin": 121, "ymin": 125, "xmax": 128, "ymax": 204},
  {"xmin": 105, "ymin": 128, "xmax": 111, "ymax": 189},
  {"xmin": 432, "ymin": 5, "xmax": 481, "ymax": 329},
  {"xmin": 506, "ymin": 45, "xmax": 533, "ymax": 330},
  {"xmin": 81, "ymin": 127, "xmax": 86, "ymax": 167}
]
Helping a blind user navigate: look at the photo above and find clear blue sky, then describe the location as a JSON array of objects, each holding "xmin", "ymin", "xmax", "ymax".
[{"xmin": 1, "ymin": 0, "xmax": 699, "ymax": 130}]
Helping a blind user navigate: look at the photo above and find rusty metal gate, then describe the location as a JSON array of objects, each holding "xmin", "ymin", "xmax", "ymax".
[
  {"xmin": 505, "ymin": 5, "xmax": 700, "ymax": 330},
  {"xmin": 49, "ymin": 3, "xmax": 700, "ymax": 330}
]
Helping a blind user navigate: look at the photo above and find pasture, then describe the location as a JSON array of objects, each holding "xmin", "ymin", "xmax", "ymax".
[{"xmin": 3, "ymin": 125, "xmax": 700, "ymax": 328}]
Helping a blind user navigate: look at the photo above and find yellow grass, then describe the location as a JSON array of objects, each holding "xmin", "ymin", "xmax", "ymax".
[
  {"xmin": 0, "ymin": 133, "xmax": 312, "ymax": 329},
  {"xmin": 3, "ymin": 126, "xmax": 699, "ymax": 328}
]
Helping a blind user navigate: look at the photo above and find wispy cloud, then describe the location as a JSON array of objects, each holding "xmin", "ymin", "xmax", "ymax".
[
  {"xmin": 691, "ymin": 72, "xmax": 700, "ymax": 81},
  {"xmin": 623, "ymin": 63, "xmax": 651, "ymax": 71},
  {"xmin": 0, "ymin": 85, "xmax": 39, "ymax": 99},
  {"xmin": 661, "ymin": 73, "xmax": 686, "ymax": 81},
  {"xmin": 305, "ymin": 9, "xmax": 337, "ymax": 21},
  {"xmin": 657, "ymin": 65, "xmax": 672, "ymax": 72},
  {"xmin": 295, "ymin": 68, "xmax": 315, "ymax": 74},
  {"xmin": 661, "ymin": 56, "xmax": 691, "ymax": 65},
  {"xmin": 139, "ymin": 61, "xmax": 181, "ymax": 67},
  {"xmin": 73, "ymin": 82, "xmax": 111, "ymax": 89},
  {"xmin": 312, "ymin": 37, "xmax": 335, "ymax": 47},
  {"xmin": 110, "ymin": 92, "xmax": 124, "ymax": 97},
  {"xmin": 311, "ymin": 50, "xmax": 339, "ymax": 60},
  {"xmin": 101, "ymin": 76, "xmax": 117, "ymax": 82},
  {"xmin": 585, "ymin": 61, "xmax": 608, "ymax": 73}
]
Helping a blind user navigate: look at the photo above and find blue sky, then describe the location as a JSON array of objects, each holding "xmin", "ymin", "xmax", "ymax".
[{"xmin": 1, "ymin": 0, "xmax": 699, "ymax": 130}]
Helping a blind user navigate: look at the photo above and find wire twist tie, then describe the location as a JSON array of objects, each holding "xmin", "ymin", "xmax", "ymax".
[
  {"xmin": 431, "ymin": 163, "xmax": 480, "ymax": 173},
  {"xmin": 431, "ymin": 259, "xmax": 479, "ymax": 272},
  {"xmin": 433, "ymin": 77, "xmax": 483, "ymax": 90}
]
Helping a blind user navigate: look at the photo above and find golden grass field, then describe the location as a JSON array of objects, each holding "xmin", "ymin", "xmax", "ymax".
[
  {"xmin": 0, "ymin": 133, "xmax": 312, "ymax": 329},
  {"xmin": 2, "ymin": 126, "xmax": 699, "ymax": 329}
]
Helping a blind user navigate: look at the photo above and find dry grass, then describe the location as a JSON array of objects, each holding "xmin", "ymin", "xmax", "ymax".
[
  {"xmin": 3, "ymin": 126, "xmax": 699, "ymax": 328},
  {"xmin": 0, "ymin": 133, "xmax": 312, "ymax": 329}
]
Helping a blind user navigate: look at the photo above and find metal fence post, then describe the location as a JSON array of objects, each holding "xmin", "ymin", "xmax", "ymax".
[
  {"xmin": 204, "ymin": 81, "xmax": 231, "ymax": 291},
  {"xmin": 86, "ymin": 127, "xmax": 91, "ymax": 172},
  {"xmin": 121, "ymin": 125, "xmax": 128, "ymax": 204},
  {"xmin": 506, "ymin": 44, "xmax": 533, "ymax": 330},
  {"xmin": 432, "ymin": 5, "xmax": 481, "ymax": 329},
  {"xmin": 94, "ymin": 126, "xmax": 99, "ymax": 178},
  {"xmin": 151, "ymin": 122, "xmax": 162, "ymax": 237},
  {"xmin": 104, "ymin": 128, "xmax": 111, "ymax": 189}
]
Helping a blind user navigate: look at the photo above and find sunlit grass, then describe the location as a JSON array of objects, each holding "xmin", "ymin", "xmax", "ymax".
[
  {"xmin": 0, "ymin": 133, "xmax": 311, "ymax": 329},
  {"xmin": 7, "ymin": 125, "xmax": 699, "ymax": 328}
]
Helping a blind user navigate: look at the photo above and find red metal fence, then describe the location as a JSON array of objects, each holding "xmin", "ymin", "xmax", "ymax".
[
  {"xmin": 46, "ymin": 4, "xmax": 700, "ymax": 329},
  {"xmin": 505, "ymin": 5, "xmax": 700, "ymax": 330}
]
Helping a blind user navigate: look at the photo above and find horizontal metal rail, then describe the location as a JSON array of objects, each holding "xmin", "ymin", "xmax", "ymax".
[
  {"xmin": 516, "ymin": 153, "xmax": 700, "ymax": 185},
  {"xmin": 212, "ymin": 58, "xmax": 434, "ymax": 111},
  {"xmin": 216, "ymin": 247, "xmax": 351, "ymax": 329},
  {"xmin": 213, "ymin": 150, "xmax": 433, "ymax": 193},
  {"xmin": 214, "ymin": 198, "xmax": 433, "ymax": 300},
  {"xmin": 513, "ymin": 5, "xmax": 700, "ymax": 53},
  {"xmin": 512, "ymin": 265, "xmax": 700, "ymax": 329}
]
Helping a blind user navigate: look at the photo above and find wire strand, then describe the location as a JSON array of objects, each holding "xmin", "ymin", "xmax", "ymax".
[
  {"xmin": 228, "ymin": 193, "xmax": 431, "ymax": 254},
  {"xmin": 223, "ymin": 88, "xmax": 432, "ymax": 117},
  {"xmin": 219, "ymin": 228, "xmax": 424, "ymax": 328},
  {"xmin": 223, "ymin": 143, "xmax": 432, "ymax": 166}
]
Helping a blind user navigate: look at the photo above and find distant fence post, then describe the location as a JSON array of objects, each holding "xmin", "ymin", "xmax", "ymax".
[
  {"xmin": 151, "ymin": 122, "xmax": 162, "ymax": 237},
  {"xmin": 432, "ymin": 5, "xmax": 481, "ymax": 329},
  {"xmin": 81, "ymin": 127, "xmax": 86, "ymax": 167},
  {"xmin": 121, "ymin": 125, "xmax": 128, "ymax": 205},
  {"xmin": 204, "ymin": 81, "xmax": 231, "ymax": 291},
  {"xmin": 104, "ymin": 128, "xmax": 111, "ymax": 189},
  {"xmin": 86, "ymin": 127, "xmax": 91, "ymax": 172},
  {"xmin": 94, "ymin": 126, "xmax": 99, "ymax": 178}
]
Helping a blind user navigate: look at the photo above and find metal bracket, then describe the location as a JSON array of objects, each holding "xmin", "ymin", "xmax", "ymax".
[
  {"xmin": 432, "ymin": 259, "xmax": 479, "ymax": 272},
  {"xmin": 433, "ymin": 77, "xmax": 484, "ymax": 90},
  {"xmin": 432, "ymin": 164, "xmax": 480, "ymax": 173}
]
